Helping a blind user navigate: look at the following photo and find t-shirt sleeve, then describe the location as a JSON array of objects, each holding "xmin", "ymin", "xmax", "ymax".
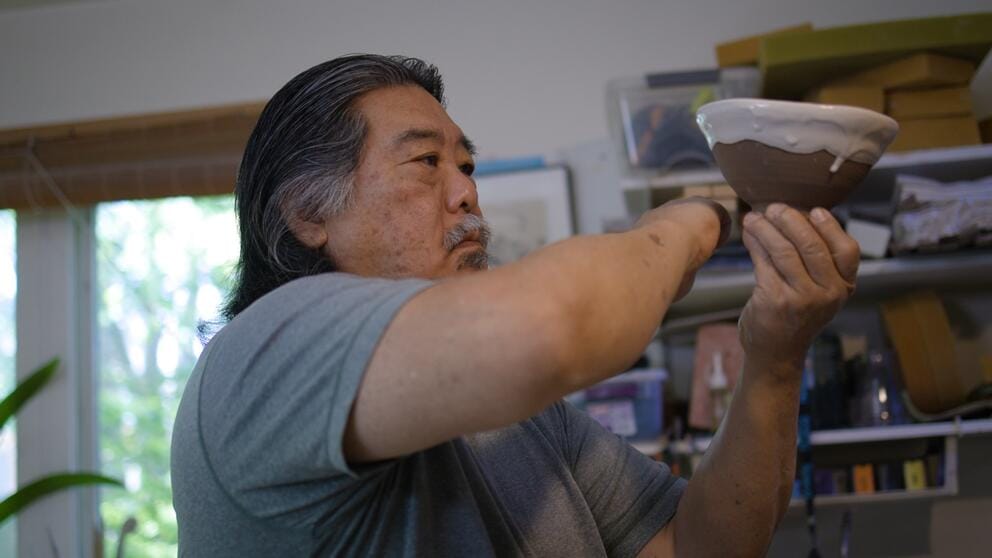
[
  {"xmin": 556, "ymin": 400, "xmax": 687, "ymax": 558},
  {"xmin": 196, "ymin": 273, "xmax": 430, "ymax": 518}
]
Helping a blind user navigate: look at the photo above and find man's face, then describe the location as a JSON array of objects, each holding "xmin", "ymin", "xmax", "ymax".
[{"xmin": 317, "ymin": 85, "xmax": 490, "ymax": 279}]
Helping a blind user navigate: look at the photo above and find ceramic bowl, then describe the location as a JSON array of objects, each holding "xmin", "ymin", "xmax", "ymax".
[{"xmin": 696, "ymin": 99, "xmax": 899, "ymax": 211}]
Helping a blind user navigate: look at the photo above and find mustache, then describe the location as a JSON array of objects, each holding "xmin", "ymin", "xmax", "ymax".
[{"xmin": 443, "ymin": 214, "xmax": 491, "ymax": 252}]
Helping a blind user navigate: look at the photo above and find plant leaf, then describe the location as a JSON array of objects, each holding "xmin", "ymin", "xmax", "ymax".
[
  {"xmin": 0, "ymin": 472, "xmax": 123, "ymax": 525},
  {"xmin": 0, "ymin": 357, "xmax": 59, "ymax": 431}
]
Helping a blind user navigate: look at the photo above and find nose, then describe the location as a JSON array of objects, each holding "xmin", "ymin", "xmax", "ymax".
[{"xmin": 446, "ymin": 167, "xmax": 479, "ymax": 214}]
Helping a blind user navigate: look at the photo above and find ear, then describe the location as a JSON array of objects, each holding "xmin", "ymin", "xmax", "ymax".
[{"xmin": 286, "ymin": 215, "xmax": 329, "ymax": 250}]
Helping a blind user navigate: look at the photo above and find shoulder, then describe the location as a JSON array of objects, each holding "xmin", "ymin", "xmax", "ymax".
[
  {"xmin": 195, "ymin": 273, "xmax": 430, "ymax": 388},
  {"xmin": 222, "ymin": 272, "xmax": 431, "ymax": 338}
]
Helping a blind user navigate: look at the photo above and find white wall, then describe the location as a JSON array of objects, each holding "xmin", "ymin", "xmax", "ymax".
[{"xmin": 0, "ymin": 0, "xmax": 987, "ymax": 159}]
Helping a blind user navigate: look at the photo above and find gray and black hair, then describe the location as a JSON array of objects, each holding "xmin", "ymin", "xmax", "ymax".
[{"xmin": 221, "ymin": 54, "xmax": 446, "ymax": 320}]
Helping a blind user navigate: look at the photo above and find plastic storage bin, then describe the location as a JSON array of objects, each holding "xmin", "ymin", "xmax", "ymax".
[
  {"xmin": 569, "ymin": 369, "xmax": 668, "ymax": 441},
  {"xmin": 607, "ymin": 67, "xmax": 761, "ymax": 175}
]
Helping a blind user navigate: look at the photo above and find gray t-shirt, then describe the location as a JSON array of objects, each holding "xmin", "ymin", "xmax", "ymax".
[{"xmin": 171, "ymin": 273, "xmax": 686, "ymax": 557}]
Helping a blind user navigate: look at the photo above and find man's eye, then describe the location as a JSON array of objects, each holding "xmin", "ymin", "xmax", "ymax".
[
  {"xmin": 420, "ymin": 155, "xmax": 439, "ymax": 167},
  {"xmin": 460, "ymin": 163, "xmax": 475, "ymax": 177}
]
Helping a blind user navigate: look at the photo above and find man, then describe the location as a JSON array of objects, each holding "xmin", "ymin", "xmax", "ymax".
[{"xmin": 172, "ymin": 54, "xmax": 859, "ymax": 557}]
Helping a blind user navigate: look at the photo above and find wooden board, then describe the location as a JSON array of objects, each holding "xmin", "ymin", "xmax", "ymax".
[
  {"xmin": 888, "ymin": 116, "xmax": 981, "ymax": 152},
  {"xmin": 760, "ymin": 13, "xmax": 992, "ymax": 99},
  {"xmin": 887, "ymin": 87, "xmax": 973, "ymax": 119},
  {"xmin": 0, "ymin": 101, "xmax": 264, "ymax": 208},
  {"xmin": 806, "ymin": 85, "xmax": 885, "ymax": 113},
  {"xmin": 714, "ymin": 22, "xmax": 813, "ymax": 68}
]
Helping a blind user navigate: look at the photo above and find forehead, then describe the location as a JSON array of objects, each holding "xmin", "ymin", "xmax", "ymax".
[{"xmin": 353, "ymin": 85, "xmax": 464, "ymax": 148}]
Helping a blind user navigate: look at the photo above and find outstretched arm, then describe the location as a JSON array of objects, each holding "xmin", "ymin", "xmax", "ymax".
[
  {"xmin": 344, "ymin": 199, "xmax": 728, "ymax": 463},
  {"xmin": 641, "ymin": 204, "xmax": 859, "ymax": 557}
]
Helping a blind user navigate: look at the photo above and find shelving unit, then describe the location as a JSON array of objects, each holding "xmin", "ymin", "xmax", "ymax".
[
  {"xmin": 617, "ymin": 143, "xmax": 992, "ymax": 511},
  {"xmin": 631, "ymin": 419, "xmax": 992, "ymax": 508}
]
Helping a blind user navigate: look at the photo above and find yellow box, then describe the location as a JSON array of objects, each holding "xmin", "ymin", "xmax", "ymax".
[
  {"xmin": 830, "ymin": 53, "xmax": 975, "ymax": 90},
  {"xmin": 881, "ymin": 292, "xmax": 966, "ymax": 413},
  {"xmin": 903, "ymin": 460, "xmax": 928, "ymax": 490},
  {"xmin": 807, "ymin": 85, "xmax": 884, "ymax": 113},
  {"xmin": 715, "ymin": 23, "xmax": 813, "ymax": 68},
  {"xmin": 886, "ymin": 87, "xmax": 973, "ymax": 119},
  {"xmin": 888, "ymin": 116, "xmax": 981, "ymax": 152}
]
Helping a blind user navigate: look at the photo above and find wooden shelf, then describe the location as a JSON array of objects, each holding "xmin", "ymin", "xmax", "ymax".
[{"xmin": 621, "ymin": 168, "xmax": 725, "ymax": 191}]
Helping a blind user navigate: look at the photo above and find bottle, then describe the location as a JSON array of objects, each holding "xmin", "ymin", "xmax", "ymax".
[{"xmin": 709, "ymin": 351, "xmax": 732, "ymax": 429}]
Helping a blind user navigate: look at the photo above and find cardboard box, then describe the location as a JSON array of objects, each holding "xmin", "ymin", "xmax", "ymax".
[
  {"xmin": 681, "ymin": 183, "xmax": 736, "ymax": 199},
  {"xmin": 881, "ymin": 292, "xmax": 966, "ymax": 414},
  {"xmin": 807, "ymin": 85, "xmax": 884, "ymax": 113},
  {"xmin": 760, "ymin": 14, "xmax": 992, "ymax": 99},
  {"xmin": 852, "ymin": 464, "xmax": 876, "ymax": 494},
  {"xmin": 830, "ymin": 53, "xmax": 976, "ymax": 90},
  {"xmin": 888, "ymin": 116, "xmax": 981, "ymax": 152},
  {"xmin": 715, "ymin": 23, "xmax": 813, "ymax": 68},
  {"xmin": 887, "ymin": 87, "xmax": 973, "ymax": 119}
]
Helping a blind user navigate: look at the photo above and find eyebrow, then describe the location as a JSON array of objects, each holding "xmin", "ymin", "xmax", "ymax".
[{"xmin": 391, "ymin": 128, "xmax": 477, "ymax": 156}]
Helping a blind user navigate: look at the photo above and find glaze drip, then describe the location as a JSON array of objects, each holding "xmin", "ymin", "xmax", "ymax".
[{"xmin": 697, "ymin": 99, "xmax": 899, "ymax": 172}]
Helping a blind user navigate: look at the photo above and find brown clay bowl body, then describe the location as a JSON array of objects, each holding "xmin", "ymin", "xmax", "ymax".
[{"xmin": 711, "ymin": 141, "xmax": 872, "ymax": 211}]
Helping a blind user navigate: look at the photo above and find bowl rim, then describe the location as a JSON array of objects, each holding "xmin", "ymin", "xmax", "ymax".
[{"xmin": 698, "ymin": 97, "xmax": 898, "ymax": 129}]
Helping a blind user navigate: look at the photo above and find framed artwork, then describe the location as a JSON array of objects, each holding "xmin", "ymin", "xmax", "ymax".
[{"xmin": 475, "ymin": 166, "xmax": 574, "ymax": 266}]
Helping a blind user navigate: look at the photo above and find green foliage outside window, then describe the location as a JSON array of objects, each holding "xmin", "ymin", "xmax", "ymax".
[{"xmin": 97, "ymin": 196, "xmax": 237, "ymax": 558}]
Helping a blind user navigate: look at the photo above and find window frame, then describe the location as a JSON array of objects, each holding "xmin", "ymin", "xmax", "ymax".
[
  {"xmin": 4, "ymin": 101, "xmax": 261, "ymax": 557},
  {"xmin": 15, "ymin": 207, "xmax": 100, "ymax": 558}
]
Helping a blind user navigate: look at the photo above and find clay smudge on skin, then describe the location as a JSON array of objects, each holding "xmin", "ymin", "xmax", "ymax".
[{"xmin": 648, "ymin": 233, "xmax": 665, "ymax": 247}]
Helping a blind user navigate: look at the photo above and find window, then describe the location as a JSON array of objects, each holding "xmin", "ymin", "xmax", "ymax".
[
  {"xmin": 96, "ymin": 197, "xmax": 237, "ymax": 557},
  {"xmin": 0, "ymin": 210, "xmax": 16, "ymax": 557}
]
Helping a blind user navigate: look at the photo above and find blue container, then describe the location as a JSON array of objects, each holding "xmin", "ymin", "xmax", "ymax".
[{"xmin": 572, "ymin": 369, "xmax": 667, "ymax": 441}]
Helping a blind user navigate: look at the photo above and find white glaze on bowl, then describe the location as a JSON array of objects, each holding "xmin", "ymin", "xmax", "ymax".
[{"xmin": 696, "ymin": 99, "xmax": 899, "ymax": 173}]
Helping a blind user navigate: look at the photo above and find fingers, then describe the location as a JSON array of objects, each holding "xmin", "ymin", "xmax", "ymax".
[
  {"xmin": 809, "ymin": 207, "xmax": 860, "ymax": 285},
  {"xmin": 763, "ymin": 204, "xmax": 845, "ymax": 290},
  {"xmin": 741, "ymin": 209, "xmax": 816, "ymax": 292},
  {"xmin": 741, "ymin": 224, "xmax": 785, "ymax": 289}
]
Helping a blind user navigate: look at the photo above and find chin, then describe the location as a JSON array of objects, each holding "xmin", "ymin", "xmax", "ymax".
[{"xmin": 455, "ymin": 249, "xmax": 490, "ymax": 273}]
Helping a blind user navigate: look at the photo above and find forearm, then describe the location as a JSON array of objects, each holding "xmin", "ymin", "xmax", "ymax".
[
  {"xmin": 519, "ymin": 220, "xmax": 699, "ymax": 390},
  {"xmin": 673, "ymin": 356, "xmax": 802, "ymax": 557}
]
